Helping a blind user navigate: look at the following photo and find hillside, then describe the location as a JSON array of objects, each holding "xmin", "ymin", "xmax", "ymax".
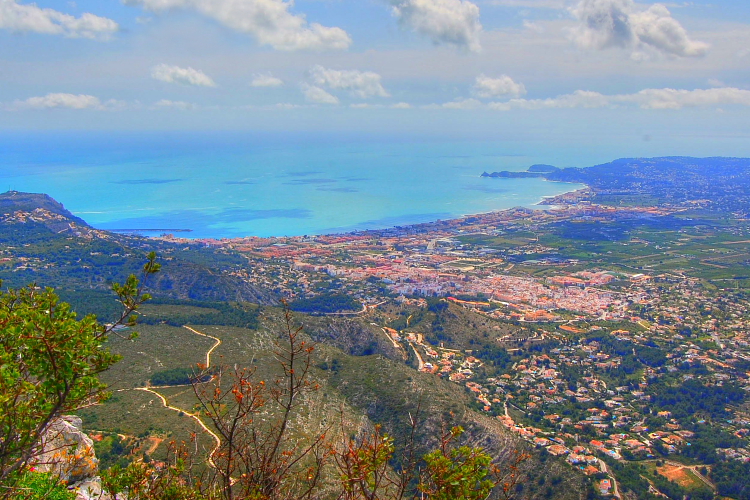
[
  {"xmin": 78, "ymin": 305, "xmax": 589, "ymax": 499},
  {"xmin": 0, "ymin": 191, "xmax": 88, "ymax": 226},
  {"xmin": 0, "ymin": 191, "xmax": 276, "ymax": 306}
]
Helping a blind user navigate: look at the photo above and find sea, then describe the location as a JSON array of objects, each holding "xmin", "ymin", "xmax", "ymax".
[{"xmin": 0, "ymin": 132, "xmax": 587, "ymax": 239}]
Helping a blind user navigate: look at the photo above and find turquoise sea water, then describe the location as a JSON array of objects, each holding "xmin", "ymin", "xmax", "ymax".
[{"xmin": 0, "ymin": 133, "xmax": 585, "ymax": 238}]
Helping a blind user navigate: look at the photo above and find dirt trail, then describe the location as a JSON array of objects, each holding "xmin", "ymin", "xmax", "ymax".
[
  {"xmin": 134, "ymin": 386, "xmax": 221, "ymax": 469},
  {"xmin": 121, "ymin": 326, "xmax": 225, "ymax": 469},
  {"xmin": 183, "ymin": 325, "xmax": 222, "ymax": 368}
]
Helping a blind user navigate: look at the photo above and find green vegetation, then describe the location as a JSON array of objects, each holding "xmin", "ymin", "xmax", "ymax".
[
  {"xmin": 12, "ymin": 470, "xmax": 75, "ymax": 500},
  {"xmin": 150, "ymin": 367, "xmax": 198, "ymax": 386},
  {"xmin": 140, "ymin": 299, "xmax": 260, "ymax": 329},
  {"xmin": 650, "ymin": 379, "xmax": 745, "ymax": 423},
  {"xmin": 289, "ymin": 293, "xmax": 360, "ymax": 313},
  {"xmin": 0, "ymin": 254, "xmax": 159, "ymax": 498},
  {"xmin": 711, "ymin": 461, "xmax": 750, "ymax": 499},
  {"xmin": 93, "ymin": 435, "xmax": 132, "ymax": 470}
]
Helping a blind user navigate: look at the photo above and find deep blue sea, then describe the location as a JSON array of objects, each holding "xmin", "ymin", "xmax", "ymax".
[{"xmin": 0, "ymin": 133, "xmax": 586, "ymax": 238}]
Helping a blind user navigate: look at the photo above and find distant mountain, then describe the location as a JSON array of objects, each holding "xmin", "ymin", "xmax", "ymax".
[
  {"xmin": 0, "ymin": 191, "xmax": 85, "ymax": 221},
  {"xmin": 527, "ymin": 164, "xmax": 559, "ymax": 173},
  {"xmin": 481, "ymin": 164, "xmax": 559, "ymax": 178},
  {"xmin": 0, "ymin": 190, "xmax": 91, "ymax": 234},
  {"xmin": 0, "ymin": 191, "xmax": 277, "ymax": 307},
  {"xmin": 481, "ymin": 171, "xmax": 544, "ymax": 178},
  {"xmin": 484, "ymin": 157, "xmax": 750, "ymax": 212}
]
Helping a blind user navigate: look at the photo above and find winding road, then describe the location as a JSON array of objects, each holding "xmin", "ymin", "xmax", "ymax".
[
  {"xmin": 183, "ymin": 325, "xmax": 222, "ymax": 368},
  {"xmin": 123, "ymin": 325, "xmax": 224, "ymax": 469},
  {"xmin": 134, "ymin": 386, "xmax": 221, "ymax": 469}
]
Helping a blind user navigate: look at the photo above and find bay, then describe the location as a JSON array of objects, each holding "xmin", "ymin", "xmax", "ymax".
[{"xmin": 0, "ymin": 132, "xmax": 586, "ymax": 238}]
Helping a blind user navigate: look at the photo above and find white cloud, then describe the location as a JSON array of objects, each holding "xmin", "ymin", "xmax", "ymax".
[
  {"xmin": 389, "ymin": 0, "xmax": 482, "ymax": 52},
  {"xmin": 391, "ymin": 102, "xmax": 413, "ymax": 108},
  {"xmin": 570, "ymin": 0, "xmax": 708, "ymax": 57},
  {"xmin": 309, "ymin": 65, "xmax": 390, "ymax": 99},
  {"xmin": 0, "ymin": 0, "xmax": 118, "ymax": 39},
  {"xmin": 473, "ymin": 74, "xmax": 526, "ymax": 98},
  {"xmin": 251, "ymin": 74, "xmax": 284, "ymax": 87},
  {"xmin": 489, "ymin": 90, "xmax": 608, "ymax": 110},
  {"xmin": 154, "ymin": 99, "xmax": 197, "ymax": 109},
  {"xmin": 488, "ymin": 87, "xmax": 750, "ymax": 110},
  {"xmin": 11, "ymin": 93, "xmax": 128, "ymax": 110},
  {"xmin": 441, "ymin": 97, "xmax": 482, "ymax": 109},
  {"xmin": 350, "ymin": 103, "xmax": 383, "ymax": 109},
  {"xmin": 484, "ymin": 0, "xmax": 565, "ymax": 7},
  {"xmin": 21, "ymin": 93, "xmax": 101, "ymax": 109},
  {"xmin": 617, "ymin": 87, "xmax": 750, "ymax": 109},
  {"xmin": 151, "ymin": 64, "xmax": 216, "ymax": 87},
  {"xmin": 301, "ymin": 84, "xmax": 339, "ymax": 105},
  {"xmin": 522, "ymin": 20, "xmax": 544, "ymax": 33},
  {"xmin": 124, "ymin": 0, "xmax": 352, "ymax": 51}
]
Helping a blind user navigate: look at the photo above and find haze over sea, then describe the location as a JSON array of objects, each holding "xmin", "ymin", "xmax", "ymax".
[{"xmin": 0, "ymin": 133, "xmax": 590, "ymax": 239}]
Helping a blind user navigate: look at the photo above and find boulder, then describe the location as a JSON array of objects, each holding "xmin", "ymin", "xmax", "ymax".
[
  {"xmin": 74, "ymin": 476, "xmax": 115, "ymax": 500},
  {"xmin": 33, "ymin": 416, "xmax": 99, "ymax": 484},
  {"xmin": 31, "ymin": 416, "xmax": 123, "ymax": 499}
]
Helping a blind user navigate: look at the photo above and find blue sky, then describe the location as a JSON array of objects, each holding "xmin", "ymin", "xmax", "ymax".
[{"xmin": 1, "ymin": 0, "xmax": 749, "ymax": 154}]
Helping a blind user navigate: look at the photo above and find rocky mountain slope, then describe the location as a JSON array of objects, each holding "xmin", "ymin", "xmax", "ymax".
[{"xmin": 0, "ymin": 191, "xmax": 276, "ymax": 305}]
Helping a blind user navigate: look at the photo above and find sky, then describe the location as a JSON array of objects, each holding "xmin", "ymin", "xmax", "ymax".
[{"xmin": 1, "ymin": 0, "xmax": 750, "ymax": 153}]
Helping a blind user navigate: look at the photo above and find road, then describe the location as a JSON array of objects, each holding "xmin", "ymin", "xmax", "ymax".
[
  {"xmin": 120, "ymin": 325, "xmax": 224, "ymax": 469},
  {"xmin": 600, "ymin": 460, "xmax": 622, "ymax": 499},
  {"xmin": 183, "ymin": 325, "xmax": 221, "ymax": 368},
  {"xmin": 375, "ymin": 325, "xmax": 403, "ymax": 351},
  {"xmin": 322, "ymin": 300, "xmax": 388, "ymax": 317},
  {"xmin": 409, "ymin": 342, "xmax": 425, "ymax": 371},
  {"xmin": 134, "ymin": 386, "xmax": 221, "ymax": 469}
]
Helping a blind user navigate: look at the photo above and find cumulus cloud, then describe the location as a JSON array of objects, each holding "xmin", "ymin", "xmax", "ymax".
[
  {"xmin": 473, "ymin": 74, "xmax": 526, "ymax": 98},
  {"xmin": 391, "ymin": 102, "xmax": 412, "ymax": 109},
  {"xmin": 301, "ymin": 84, "xmax": 339, "ymax": 105},
  {"xmin": 570, "ymin": 0, "xmax": 708, "ymax": 57},
  {"xmin": 389, "ymin": 0, "xmax": 482, "ymax": 52},
  {"xmin": 486, "ymin": 0, "xmax": 565, "ymax": 7},
  {"xmin": 522, "ymin": 20, "xmax": 544, "ymax": 33},
  {"xmin": 488, "ymin": 87, "xmax": 750, "ymax": 110},
  {"xmin": 489, "ymin": 90, "xmax": 609, "ymax": 110},
  {"xmin": 440, "ymin": 97, "xmax": 482, "ymax": 109},
  {"xmin": 251, "ymin": 74, "xmax": 284, "ymax": 87},
  {"xmin": 617, "ymin": 87, "xmax": 750, "ymax": 109},
  {"xmin": 151, "ymin": 64, "xmax": 216, "ymax": 87},
  {"xmin": 11, "ymin": 93, "xmax": 126, "ymax": 110},
  {"xmin": 309, "ymin": 65, "xmax": 390, "ymax": 99},
  {"xmin": 154, "ymin": 99, "xmax": 197, "ymax": 110},
  {"xmin": 0, "ymin": 0, "xmax": 118, "ymax": 39},
  {"xmin": 350, "ymin": 103, "xmax": 382, "ymax": 109},
  {"xmin": 124, "ymin": 0, "xmax": 351, "ymax": 51}
]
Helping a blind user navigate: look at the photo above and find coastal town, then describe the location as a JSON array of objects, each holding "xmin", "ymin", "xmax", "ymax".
[{"xmin": 156, "ymin": 196, "xmax": 750, "ymax": 498}]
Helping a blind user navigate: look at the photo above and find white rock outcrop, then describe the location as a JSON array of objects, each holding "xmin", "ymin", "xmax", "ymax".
[{"xmin": 32, "ymin": 416, "xmax": 114, "ymax": 500}]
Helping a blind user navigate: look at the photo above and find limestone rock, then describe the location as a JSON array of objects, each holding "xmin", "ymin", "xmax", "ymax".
[
  {"xmin": 33, "ymin": 416, "xmax": 99, "ymax": 484},
  {"xmin": 74, "ymin": 476, "xmax": 115, "ymax": 500}
]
